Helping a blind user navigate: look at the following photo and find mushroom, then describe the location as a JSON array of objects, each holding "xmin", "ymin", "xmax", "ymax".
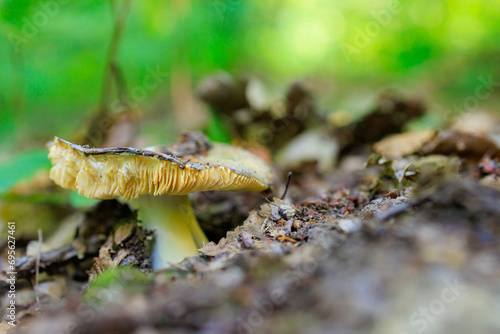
[{"xmin": 47, "ymin": 132, "xmax": 272, "ymax": 268}]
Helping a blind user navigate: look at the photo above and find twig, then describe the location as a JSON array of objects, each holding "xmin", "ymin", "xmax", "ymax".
[
  {"xmin": 110, "ymin": 63, "xmax": 130, "ymax": 108},
  {"xmin": 16, "ymin": 245, "xmax": 79, "ymax": 278},
  {"xmin": 35, "ymin": 229, "xmax": 42, "ymax": 312},
  {"xmin": 281, "ymin": 171, "xmax": 293, "ymax": 200},
  {"xmin": 277, "ymin": 236, "xmax": 298, "ymax": 243},
  {"xmin": 98, "ymin": 0, "xmax": 132, "ymax": 115},
  {"xmin": 83, "ymin": 0, "xmax": 132, "ymax": 146},
  {"xmin": 167, "ymin": 262, "xmax": 188, "ymax": 271},
  {"xmin": 376, "ymin": 197, "xmax": 429, "ymax": 222},
  {"xmin": 10, "ymin": 44, "xmax": 26, "ymax": 143},
  {"xmin": 376, "ymin": 185, "xmax": 438, "ymax": 222}
]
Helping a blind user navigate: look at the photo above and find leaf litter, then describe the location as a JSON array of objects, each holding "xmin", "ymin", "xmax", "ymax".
[{"xmin": 2, "ymin": 78, "xmax": 500, "ymax": 333}]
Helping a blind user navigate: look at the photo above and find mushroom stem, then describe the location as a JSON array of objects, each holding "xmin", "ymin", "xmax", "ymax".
[{"xmin": 132, "ymin": 194, "xmax": 208, "ymax": 269}]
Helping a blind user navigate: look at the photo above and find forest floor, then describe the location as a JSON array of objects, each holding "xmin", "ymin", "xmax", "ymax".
[{"xmin": 1, "ymin": 81, "xmax": 500, "ymax": 334}]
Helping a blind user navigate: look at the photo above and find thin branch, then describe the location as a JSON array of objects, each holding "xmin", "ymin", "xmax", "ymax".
[
  {"xmin": 10, "ymin": 44, "xmax": 26, "ymax": 143},
  {"xmin": 35, "ymin": 229, "xmax": 42, "ymax": 312},
  {"xmin": 110, "ymin": 62, "xmax": 129, "ymax": 108},
  {"xmin": 98, "ymin": 0, "xmax": 132, "ymax": 115},
  {"xmin": 81, "ymin": 0, "xmax": 133, "ymax": 146}
]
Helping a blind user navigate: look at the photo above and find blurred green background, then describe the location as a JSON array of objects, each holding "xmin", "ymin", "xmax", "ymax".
[{"xmin": 1, "ymin": 0, "xmax": 499, "ymax": 165}]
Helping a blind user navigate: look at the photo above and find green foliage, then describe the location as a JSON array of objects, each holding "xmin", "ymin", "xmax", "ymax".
[
  {"xmin": 205, "ymin": 108, "xmax": 232, "ymax": 143},
  {"xmin": 0, "ymin": 0, "xmax": 499, "ymax": 153},
  {"xmin": 0, "ymin": 148, "xmax": 50, "ymax": 194},
  {"xmin": 69, "ymin": 191, "xmax": 100, "ymax": 209}
]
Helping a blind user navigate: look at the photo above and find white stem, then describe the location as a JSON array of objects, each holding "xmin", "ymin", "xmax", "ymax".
[{"xmin": 132, "ymin": 194, "xmax": 208, "ymax": 269}]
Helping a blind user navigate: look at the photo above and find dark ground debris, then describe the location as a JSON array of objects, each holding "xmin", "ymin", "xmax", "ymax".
[{"xmin": 6, "ymin": 173, "xmax": 500, "ymax": 334}]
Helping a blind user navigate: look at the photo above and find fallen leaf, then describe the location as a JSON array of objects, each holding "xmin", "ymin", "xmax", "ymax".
[{"xmin": 373, "ymin": 130, "xmax": 436, "ymax": 158}]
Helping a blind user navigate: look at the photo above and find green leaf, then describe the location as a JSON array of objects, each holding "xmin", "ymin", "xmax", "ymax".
[
  {"xmin": 205, "ymin": 108, "xmax": 232, "ymax": 144},
  {"xmin": 69, "ymin": 191, "xmax": 100, "ymax": 209},
  {"xmin": 0, "ymin": 148, "xmax": 50, "ymax": 194}
]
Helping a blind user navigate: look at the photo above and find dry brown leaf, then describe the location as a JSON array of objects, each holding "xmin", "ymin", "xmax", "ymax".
[
  {"xmin": 373, "ymin": 130, "xmax": 437, "ymax": 158},
  {"xmin": 114, "ymin": 223, "xmax": 135, "ymax": 245},
  {"xmin": 420, "ymin": 130, "xmax": 500, "ymax": 160}
]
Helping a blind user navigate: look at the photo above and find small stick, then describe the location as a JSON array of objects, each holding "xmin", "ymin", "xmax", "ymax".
[
  {"xmin": 35, "ymin": 229, "xmax": 42, "ymax": 312},
  {"xmin": 167, "ymin": 262, "xmax": 188, "ymax": 271},
  {"xmin": 281, "ymin": 171, "xmax": 293, "ymax": 200},
  {"xmin": 376, "ymin": 197, "xmax": 428, "ymax": 221},
  {"xmin": 277, "ymin": 236, "xmax": 298, "ymax": 243}
]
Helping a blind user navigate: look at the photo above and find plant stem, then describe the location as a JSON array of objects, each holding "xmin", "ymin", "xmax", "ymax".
[{"xmin": 132, "ymin": 195, "xmax": 208, "ymax": 269}]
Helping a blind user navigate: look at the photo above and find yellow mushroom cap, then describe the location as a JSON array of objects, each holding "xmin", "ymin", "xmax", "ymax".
[{"xmin": 48, "ymin": 136, "xmax": 272, "ymax": 200}]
